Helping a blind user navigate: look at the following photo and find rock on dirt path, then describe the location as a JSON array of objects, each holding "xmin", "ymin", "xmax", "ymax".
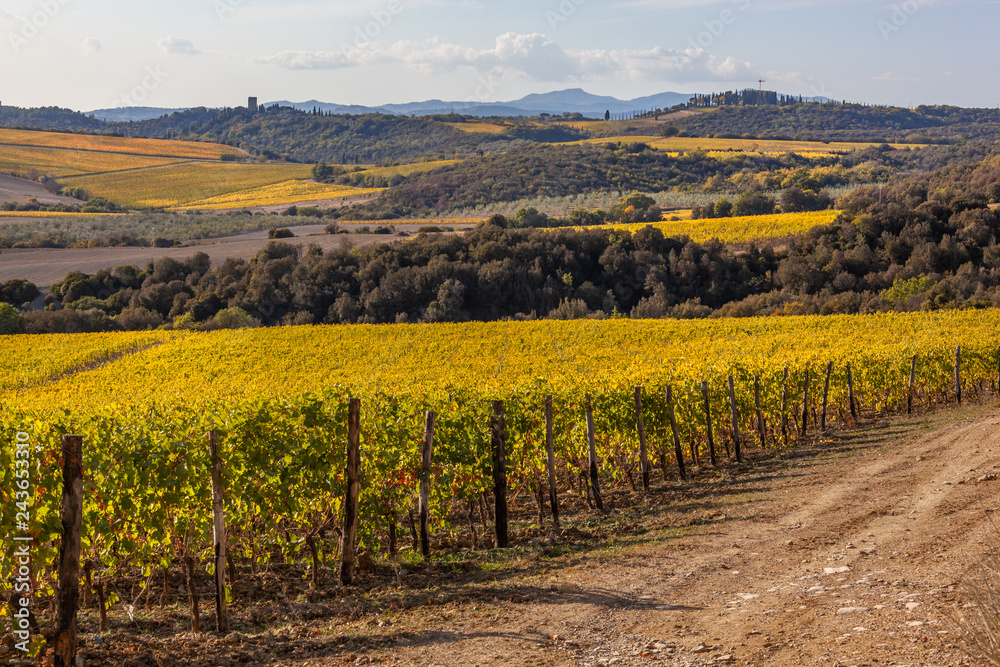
[{"xmin": 384, "ymin": 407, "xmax": 1000, "ymax": 666}]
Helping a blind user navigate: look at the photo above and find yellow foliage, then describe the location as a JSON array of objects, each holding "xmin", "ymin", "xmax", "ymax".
[
  {"xmin": 0, "ymin": 145, "xmax": 183, "ymax": 177},
  {"xmin": 8, "ymin": 311, "xmax": 1000, "ymax": 410},
  {"xmin": 59, "ymin": 163, "xmax": 315, "ymax": 209},
  {"xmin": 573, "ymin": 210, "xmax": 841, "ymax": 244},
  {"xmin": 0, "ymin": 128, "xmax": 241, "ymax": 160},
  {"xmin": 172, "ymin": 180, "xmax": 384, "ymax": 210}
]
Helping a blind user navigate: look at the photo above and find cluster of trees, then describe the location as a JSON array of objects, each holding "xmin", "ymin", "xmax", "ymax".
[
  {"xmin": 687, "ymin": 90, "xmax": 811, "ymax": 108},
  {"xmin": 1, "ymin": 197, "xmax": 122, "ymax": 215},
  {"xmin": 487, "ymin": 193, "xmax": 664, "ymax": 230},
  {"xmin": 692, "ymin": 188, "xmax": 834, "ymax": 219}
]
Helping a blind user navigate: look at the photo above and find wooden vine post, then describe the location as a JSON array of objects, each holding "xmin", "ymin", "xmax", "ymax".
[
  {"xmin": 996, "ymin": 349, "xmax": 1000, "ymax": 394},
  {"xmin": 544, "ymin": 396, "xmax": 560, "ymax": 530},
  {"xmin": 584, "ymin": 395, "xmax": 605, "ymax": 511},
  {"xmin": 820, "ymin": 361, "xmax": 833, "ymax": 431},
  {"xmin": 418, "ymin": 410, "xmax": 435, "ymax": 558},
  {"xmin": 701, "ymin": 381, "xmax": 718, "ymax": 466},
  {"xmin": 847, "ymin": 362, "xmax": 857, "ymax": 420},
  {"xmin": 340, "ymin": 398, "xmax": 362, "ymax": 584},
  {"xmin": 753, "ymin": 375, "xmax": 766, "ymax": 447},
  {"xmin": 208, "ymin": 431, "xmax": 228, "ymax": 633},
  {"xmin": 955, "ymin": 346, "xmax": 963, "ymax": 406},
  {"xmin": 800, "ymin": 368, "xmax": 811, "ymax": 437},
  {"xmin": 491, "ymin": 401, "xmax": 510, "ymax": 547},
  {"xmin": 53, "ymin": 435, "xmax": 83, "ymax": 667},
  {"xmin": 780, "ymin": 368, "xmax": 789, "ymax": 445},
  {"xmin": 666, "ymin": 386, "xmax": 687, "ymax": 481},
  {"xmin": 907, "ymin": 355, "xmax": 917, "ymax": 414},
  {"xmin": 727, "ymin": 375, "xmax": 742, "ymax": 463},
  {"xmin": 634, "ymin": 387, "xmax": 651, "ymax": 492}
]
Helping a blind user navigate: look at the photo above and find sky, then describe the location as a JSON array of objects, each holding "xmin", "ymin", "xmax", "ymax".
[{"xmin": 0, "ymin": 0, "xmax": 998, "ymax": 111}]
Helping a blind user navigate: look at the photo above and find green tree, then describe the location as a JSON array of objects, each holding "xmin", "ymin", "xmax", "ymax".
[{"xmin": 0, "ymin": 303, "xmax": 26, "ymax": 334}]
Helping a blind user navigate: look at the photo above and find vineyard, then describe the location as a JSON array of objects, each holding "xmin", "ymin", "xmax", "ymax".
[
  {"xmin": 3, "ymin": 312, "xmax": 1000, "ymax": 657},
  {"xmin": 172, "ymin": 180, "xmax": 384, "ymax": 211},
  {"xmin": 57, "ymin": 163, "xmax": 316, "ymax": 209},
  {"xmin": 578, "ymin": 210, "xmax": 842, "ymax": 244},
  {"xmin": 0, "ymin": 129, "xmax": 240, "ymax": 161}
]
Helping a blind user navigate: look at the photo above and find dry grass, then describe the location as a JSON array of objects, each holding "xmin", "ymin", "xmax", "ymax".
[
  {"xmin": 445, "ymin": 122, "xmax": 509, "ymax": 135},
  {"xmin": 356, "ymin": 159, "xmax": 461, "ymax": 178}
]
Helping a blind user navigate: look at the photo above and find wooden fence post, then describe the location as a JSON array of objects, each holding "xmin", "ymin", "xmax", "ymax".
[
  {"xmin": 801, "ymin": 368, "xmax": 811, "ymax": 437},
  {"xmin": 847, "ymin": 363, "xmax": 857, "ymax": 420},
  {"xmin": 666, "ymin": 386, "xmax": 687, "ymax": 481},
  {"xmin": 208, "ymin": 431, "xmax": 228, "ymax": 633},
  {"xmin": 53, "ymin": 435, "xmax": 83, "ymax": 667},
  {"xmin": 634, "ymin": 387, "xmax": 651, "ymax": 492},
  {"xmin": 955, "ymin": 346, "xmax": 963, "ymax": 406},
  {"xmin": 584, "ymin": 395, "xmax": 605, "ymax": 511},
  {"xmin": 753, "ymin": 376, "xmax": 766, "ymax": 448},
  {"xmin": 544, "ymin": 396, "xmax": 560, "ymax": 530},
  {"xmin": 781, "ymin": 368, "xmax": 789, "ymax": 445},
  {"xmin": 491, "ymin": 401, "xmax": 510, "ymax": 547},
  {"xmin": 727, "ymin": 375, "xmax": 742, "ymax": 463},
  {"xmin": 418, "ymin": 410, "xmax": 435, "ymax": 558},
  {"xmin": 821, "ymin": 362, "xmax": 833, "ymax": 430},
  {"xmin": 701, "ymin": 381, "xmax": 717, "ymax": 466},
  {"xmin": 340, "ymin": 398, "xmax": 362, "ymax": 584}
]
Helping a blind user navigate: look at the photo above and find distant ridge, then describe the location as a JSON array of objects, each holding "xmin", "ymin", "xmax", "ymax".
[
  {"xmin": 83, "ymin": 88, "xmax": 833, "ymax": 121},
  {"xmin": 261, "ymin": 89, "xmax": 696, "ymax": 118},
  {"xmin": 85, "ymin": 106, "xmax": 190, "ymax": 122}
]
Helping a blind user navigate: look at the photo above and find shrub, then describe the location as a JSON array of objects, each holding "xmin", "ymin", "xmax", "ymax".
[{"xmin": 268, "ymin": 228, "xmax": 295, "ymax": 239}]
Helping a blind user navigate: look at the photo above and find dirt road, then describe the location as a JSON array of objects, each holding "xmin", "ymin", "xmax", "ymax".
[{"xmin": 382, "ymin": 406, "xmax": 1000, "ymax": 666}]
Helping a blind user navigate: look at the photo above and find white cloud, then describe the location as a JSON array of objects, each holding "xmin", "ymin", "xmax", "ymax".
[
  {"xmin": 82, "ymin": 38, "xmax": 101, "ymax": 56},
  {"xmin": 256, "ymin": 32, "xmax": 761, "ymax": 84},
  {"xmin": 158, "ymin": 36, "xmax": 202, "ymax": 56}
]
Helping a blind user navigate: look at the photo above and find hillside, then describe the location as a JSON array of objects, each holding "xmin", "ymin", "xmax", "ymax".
[
  {"xmin": 666, "ymin": 103, "xmax": 1000, "ymax": 143},
  {"xmin": 6, "ymin": 103, "xmax": 1000, "ymax": 167}
]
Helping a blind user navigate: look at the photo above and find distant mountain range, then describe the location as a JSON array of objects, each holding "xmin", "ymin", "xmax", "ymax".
[
  {"xmin": 84, "ymin": 88, "xmax": 835, "ymax": 122},
  {"xmin": 84, "ymin": 89, "xmax": 694, "ymax": 122}
]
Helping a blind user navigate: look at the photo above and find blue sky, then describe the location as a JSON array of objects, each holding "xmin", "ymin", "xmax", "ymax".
[{"xmin": 0, "ymin": 0, "xmax": 997, "ymax": 111}]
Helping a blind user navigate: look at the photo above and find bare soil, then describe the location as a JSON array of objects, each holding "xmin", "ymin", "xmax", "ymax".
[
  {"xmin": 0, "ymin": 174, "xmax": 82, "ymax": 207},
  {"xmin": 0, "ymin": 225, "xmax": 467, "ymax": 288},
  {"xmin": 6, "ymin": 404, "xmax": 1000, "ymax": 667}
]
